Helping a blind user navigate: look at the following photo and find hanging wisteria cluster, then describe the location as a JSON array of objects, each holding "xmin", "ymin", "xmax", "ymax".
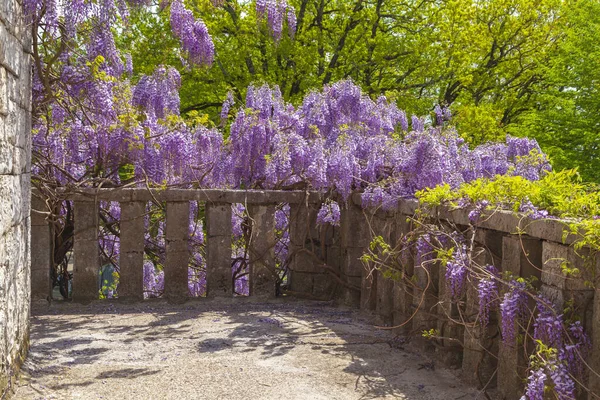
[
  {"xmin": 256, "ymin": 0, "xmax": 297, "ymax": 41},
  {"xmin": 170, "ymin": 0, "xmax": 215, "ymax": 66}
]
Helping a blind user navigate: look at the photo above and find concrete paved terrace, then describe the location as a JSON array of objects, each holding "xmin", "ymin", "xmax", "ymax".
[{"xmin": 14, "ymin": 299, "xmax": 482, "ymax": 400}]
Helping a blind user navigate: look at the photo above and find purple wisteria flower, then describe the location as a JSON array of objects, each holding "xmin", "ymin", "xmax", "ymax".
[
  {"xmin": 500, "ymin": 280, "xmax": 529, "ymax": 344},
  {"xmin": 170, "ymin": 0, "xmax": 214, "ymax": 66},
  {"xmin": 445, "ymin": 245, "xmax": 469, "ymax": 299},
  {"xmin": 525, "ymin": 368, "xmax": 547, "ymax": 400},
  {"xmin": 520, "ymin": 201, "xmax": 550, "ymax": 220},
  {"xmin": 468, "ymin": 200, "xmax": 490, "ymax": 224},
  {"xmin": 477, "ymin": 265, "xmax": 499, "ymax": 328},
  {"xmin": 533, "ymin": 297, "xmax": 563, "ymax": 348},
  {"xmin": 256, "ymin": 0, "xmax": 297, "ymax": 41},
  {"xmin": 316, "ymin": 201, "xmax": 341, "ymax": 226}
]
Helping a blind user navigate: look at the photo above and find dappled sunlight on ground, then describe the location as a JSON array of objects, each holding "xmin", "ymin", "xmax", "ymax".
[{"xmin": 14, "ymin": 299, "xmax": 483, "ymax": 400}]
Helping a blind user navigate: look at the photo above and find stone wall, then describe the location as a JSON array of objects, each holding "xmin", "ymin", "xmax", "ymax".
[
  {"xmin": 29, "ymin": 187, "xmax": 600, "ymax": 397},
  {"xmin": 343, "ymin": 196, "xmax": 600, "ymax": 399},
  {"xmin": 0, "ymin": 0, "xmax": 32, "ymax": 395}
]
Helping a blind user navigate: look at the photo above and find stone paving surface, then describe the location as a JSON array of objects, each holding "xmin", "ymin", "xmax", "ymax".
[{"xmin": 14, "ymin": 299, "xmax": 483, "ymax": 400}]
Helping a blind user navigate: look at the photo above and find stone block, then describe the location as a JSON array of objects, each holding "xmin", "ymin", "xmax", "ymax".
[
  {"xmin": 0, "ymin": 67, "xmax": 6, "ymax": 116},
  {"xmin": 118, "ymin": 202, "xmax": 145, "ymax": 300},
  {"xmin": 391, "ymin": 280, "xmax": 411, "ymax": 335},
  {"xmin": 540, "ymin": 284, "xmax": 594, "ymax": 332},
  {"xmin": 336, "ymin": 285, "xmax": 361, "ymax": 307},
  {"xmin": 502, "ymin": 235, "xmax": 543, "ymax": 284},
  {"xmin": 375, "ymin": 272, "xmax": 394, "ymax": 325},
  {"xmin": 436, "ymin": 260, "xmax": 463, "ymax": 365},
  {"xmin": 474, "ymin": 229, "xmax": 503, "ymax": 267},
  {"xmin": 361, "ymin": 267, "xmax": 377, "ymax": 311},
  {"xmin": 289, "ymin": 271, "xmax": 313, "ymax": 294},
  {"xmin": 288, "ymin": 204, "xmax": 320, "ymax": 278},
  {"xmin": 72, "ymin": 201, "xmax": 99, "ymax": 302},
  {"xmin": 248, "ymin": 205, "xmax": 277, "ymax": 297},
  {"xmin": 393, "ymin": 213, "xmax": 412, "ymax": 241},
  {"xmin": 340, "ymin": 203, "xmax": 371, "ymax": 248},
  {"xmin": 341, "ymin": 246, "xmax": 365, "ymax": 277},
  {"xmin": 0, "ymin": 176, "xmax": 15, "ymax": 236},
  {"xmin": 312, "ymin": 273, "xmax": 334, "ymax": 298},
  {"xmin": 497, "ymin": 336, "xmax": 526, "ymax": 400},
  {"xmin": 164, "ymin": 202, "xmax": 190, "ymax": 301},
  {"xmin": 541, "ymin": 241, "xmax": 593, "ymax": 291},
  {"xmin": 207, "ymin": 236, "xmax": 232, "ymax": 297},
  {"xmin": 371, "ymin": 210, "xmax": 394, "ymax": 243},
  {"xmin": 0, "ymin": 23, "xmax": 21, "ymax": 75},
  {"xmin": 325, "ymin": 244, "xmax": 341, "ymax": 272},
  {"xmin": 206, "ymin": 203, "xmax": 232, "ymax": 237},
  {"xmin": 288, "ymin": 203, "xmax": 317, "ymax": 247},
  {"xmin": 412, "ymin": 263, "xmax": 439, "ymax": 338},
  {"xmin": 461, "ymin": 280, "xmax": 498, "ymax": 388},
  {"xmin": 206, "ymin": 203, "xmax": 233, "ymax": 297}
]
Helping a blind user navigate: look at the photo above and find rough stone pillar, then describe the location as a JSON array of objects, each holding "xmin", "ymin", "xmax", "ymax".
[
  {"xmin": 497, "ymin": 235, "xmax": 542, "ymax": 400},
  {"xmin": 30, "ymin": 196, "xmax": 52, "ymax": 300},
  {"xmin": 289, "ymin": 204, "xmax": 319, "ymax": 295},
  {"xmin": 376, "ymin": 272, "xmax": 394, "ymax": 325},
  {"xmin": 248, "ymin": 205, "xmax": 277, "ymax": 297},
  {"xmin": 436, "ymin": 258, "xmax": 463, "ymax": 367},
  {"xmin": 411, "ymin": 256, "xmax": 438, "ymax": 352},
  {"xmin": 461, "ymin": 229, "xmax": 504, "ymax": 388},
  {"xmin": 206, "ymin": 203, "xmax": 232, "ymax": 297},
  {"xmin": 73, "ymin": 201, "xmax": 99, "ymax": 302},
  {"xmin": 539, "ymin": 241, "xmax": 595, "ymax": 397},
  {"xmin": 374, "ymin": 211, "xmax": 394, "ymax": 325},
  {"xmin": 164, "ymin": 201, "xmax": 189, "ymax": 301},
  {"xmin": 540, "ymin": 242, "xmax": 595, "ymax": 326},
  {"xmin": 391, "ymin": 213, "xmax": 414, "ymax": 335},
  {"xmin": 118, "ymin": 201, "xmax": 145, "ymax": 300},
  {"xmin": 340, "ymin": 202, "xmax": 373, "ymax": 310}
]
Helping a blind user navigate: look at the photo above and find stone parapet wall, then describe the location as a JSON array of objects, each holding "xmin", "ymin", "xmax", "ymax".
[
  {"xmin": 31, "ymin": 188, "xmax": 600, "ymax": 398},
  {"xmin": 342, "ymin": 198, "xmax": 600, "ymax": 399},
  {"xmin": 0, "ymin": 0, "xmax": 32, "ymax": 395}
]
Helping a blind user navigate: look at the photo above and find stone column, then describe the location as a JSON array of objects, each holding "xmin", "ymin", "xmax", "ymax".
[
  {"xmin": 164, "ymin": 201, "xmax": 189, "ymax": 301},
  {"xmin": 461, "ymin": 229, "xmax": 505, "ymax": 388},
  {"xmin": 436, "ymin": 258, "xmax": 463, "ymax": 367},
  {"xmin": 340, "ymin": 202, "xmax": 374, "ymax": 310},
  {"xmin": 497, "ymin": 235, "xmax": 542, "ymax": 400},
  {"xmin": 73, "ymin": 201, "xmax": 99, "ymax": 302},
  {"xmin": 118, "ymin": 201, "xmax": 145, "ymax": 300},
  {"xmin": 391, "ymin": 213, "xmax": 414, "ymax": 336},
  {"xmin": 206, "ymin": 203, "xmax": 232, "ymax": 297},
  {"xmin": 248, "ymin": 205, "xmax": 277, "ymax": 297},
  {"xmin": 288, "ymin": 203, "xmax": 325, "ymax": 297},
  {"xmin": 540, "ymin": 242, "xmax": 595, "ymax": 398},
  {"xmin": 30, "ymin": 196, "xmax": 52, "ymax": 299},
  {"xmin": 411, "ymin": 255, "xmax": 439, "ymax": 352},
  {"xmin": 540, "ymin": 242, "xmax": 594, "ymax": 326},
  {"xmin": 374, "ymin": 211, "xmax": 394, "ymax": 325}
]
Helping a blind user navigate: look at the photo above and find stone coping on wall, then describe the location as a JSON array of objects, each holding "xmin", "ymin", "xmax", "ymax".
[
  {"xmin": 36, "ymin": 187, "xmax": 324, "ymax": 204},
  {"xmin": 349, "ymin": 192, "xmax": 586, "ymax": 246},
  {"xmin": 34, "ymin": 188, "xmax": 585, "ymax": 246}
]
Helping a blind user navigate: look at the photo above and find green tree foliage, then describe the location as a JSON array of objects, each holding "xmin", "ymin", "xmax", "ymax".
[
  {"xmin": 119, "ymin": 0, "xmax": 598, "ymax": 181},
  {"xmin": 516, "ymin": 0, "xmax": 600, "ymax": 183}
]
